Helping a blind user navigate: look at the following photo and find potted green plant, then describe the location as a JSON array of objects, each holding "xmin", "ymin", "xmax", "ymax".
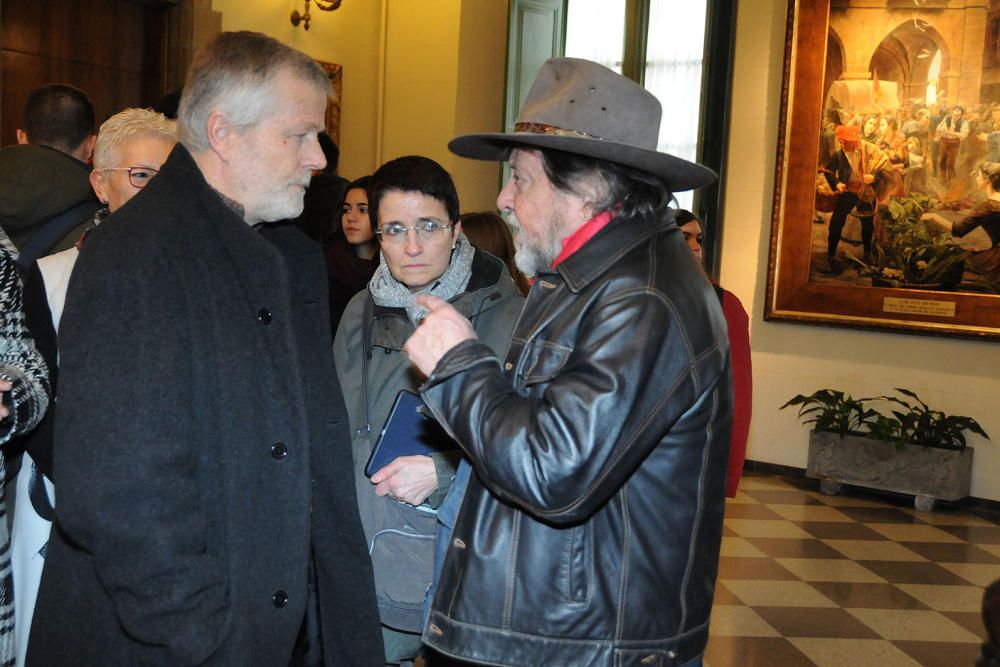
[
  {"xmin": 781, "ymin": 388, "xmax": 989, "ymax": 510},
  {"xmin": 849, "ymin": 193, "xmax": 968, "ymax": 290},
  {"xmin": 878, "ymin": 388, "xmax": 989, "ymax": 450},
  {"xmin": 779, "ymin": 389, "xmax": 881, "ymax": 437}
]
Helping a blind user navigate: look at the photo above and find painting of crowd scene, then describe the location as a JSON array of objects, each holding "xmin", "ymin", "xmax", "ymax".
[{"xmin": 811, "ymin": 1, "xmax": 1000, "ymax": 294}]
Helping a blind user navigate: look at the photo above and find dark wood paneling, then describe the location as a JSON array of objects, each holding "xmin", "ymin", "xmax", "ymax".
[
  {"xmin": 2, "ymin": 0, "xmax": 172, "ymax": 146},
  {"xmin": 143, "ymin": 7, "xmax": 170, "ymax": 108},
  {"xmin": 2, "ymin": 1, "xmax": 145, "ymax": 71},
  {"xmin": 3, "ymin": 50, "xmax": 145, "ymax": 131}
]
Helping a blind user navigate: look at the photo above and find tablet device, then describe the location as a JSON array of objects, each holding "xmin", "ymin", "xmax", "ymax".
[{"xmin": 365, "ymin": 389, "xmax": 451, "ymax": 477}]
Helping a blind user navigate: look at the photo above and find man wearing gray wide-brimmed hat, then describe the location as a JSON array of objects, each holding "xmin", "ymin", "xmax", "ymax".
[{"xmin": 404, "ymin": 58, "xmax": 732, "ymax": 667}]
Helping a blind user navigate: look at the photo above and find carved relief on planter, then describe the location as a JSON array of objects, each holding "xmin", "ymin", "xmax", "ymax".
[{"xmin": 806, "ymin": 430, "xmax": 973, "ymax": 502}]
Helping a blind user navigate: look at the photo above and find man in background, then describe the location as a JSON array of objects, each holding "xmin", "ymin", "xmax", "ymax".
[
  {"xmin": 27, "ymin": 31, "xmax": 382, "ymax": 665},
  {"xmin": 0, "ymin": 84, "xmax": 99, "ymax": 262},
  {"xmin": 936, "ymin": 104, "xmax": 969, "ymax": 187},
  {"xmin": 823, "ymin": 124, "xmax": 889, "ymax": 273}
]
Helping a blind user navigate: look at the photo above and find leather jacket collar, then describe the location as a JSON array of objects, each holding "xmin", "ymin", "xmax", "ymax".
[{"xmin": 542, "ymin": 210, "xmax": 677, "ymax": 293}]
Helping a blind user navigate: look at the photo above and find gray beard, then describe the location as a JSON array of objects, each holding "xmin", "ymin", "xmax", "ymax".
[
  {"xmin": 507, "ymin": 211, "xmax": 563, "ymax": 278},
  {"xmin": 256, "ymin": 188, "xmax": 306, "ymax": 223}
]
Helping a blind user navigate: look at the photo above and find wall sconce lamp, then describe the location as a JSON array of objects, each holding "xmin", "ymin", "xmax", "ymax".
[{"xmin": 290, "ymin": 0, "xmax": 343, "ymax": 31}]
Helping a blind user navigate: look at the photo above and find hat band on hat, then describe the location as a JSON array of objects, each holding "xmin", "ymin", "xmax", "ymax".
[{"xmin": 513, "ymin": 121, "xmax": 604, "ymax": 141}]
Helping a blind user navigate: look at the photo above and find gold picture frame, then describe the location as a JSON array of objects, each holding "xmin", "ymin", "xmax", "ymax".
[
  {"xmin": 316, "ymin": 60, "xmax": 343, "ymax": 144},
  {"xmin": 765, "ymin": 0, "xmax": 1000, "ymax": 339}
]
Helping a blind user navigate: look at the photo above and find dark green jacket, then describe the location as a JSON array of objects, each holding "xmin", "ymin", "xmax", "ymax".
[
  {"xmin": 334, "ymin": 249, "xmax": 523, "ymax": 640},
  {"xmin": 0, "ymin": 144, "xmax": 97, "ymax": 253}
]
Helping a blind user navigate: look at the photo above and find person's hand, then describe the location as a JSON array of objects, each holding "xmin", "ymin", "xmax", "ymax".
[
  {"xmin": 403, "ymin": 294, "xmax": 477, "ymax": 377},
  {"xmin": 371, "ymin": 455, "xmax": 438, "ymax": 506},
  {"xmin": 921, "ymin": 212, "xmax": 950, "ymax": 234},
  {"xmin": 862, "ymin": 174, "xmax": 875, "ymax": 184},
  {"xmin": 0, "ymin": 378, "xmax": 11, "ymax": 420},
  {"xmin": 836, "ymin": 183, "xmax": 847, "ymax": 193}
]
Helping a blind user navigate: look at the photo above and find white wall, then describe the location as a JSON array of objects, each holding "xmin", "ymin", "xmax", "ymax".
[{"xmin": 726, "ymin": 0, "xmax": 1000, "ymax": 501}]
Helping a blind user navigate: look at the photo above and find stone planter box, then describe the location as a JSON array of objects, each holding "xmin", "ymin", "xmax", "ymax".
[{"xmin": 806, "ymin": 430, "xmax": 974, "ymax": 510}]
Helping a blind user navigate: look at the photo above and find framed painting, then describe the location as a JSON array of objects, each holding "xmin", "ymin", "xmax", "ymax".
[
  {"xmin": 316, "ymin": 60, "xmax": 343, "ymax": 145},
  {"xmin": 766, "ymin": 0, "xmax": 1000, "ymax": 339}
]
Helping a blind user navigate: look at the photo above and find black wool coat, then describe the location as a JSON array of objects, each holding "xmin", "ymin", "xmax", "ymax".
[{"xmin": 26, "ymin": 145, "xmax": 383, "ymax": 666}]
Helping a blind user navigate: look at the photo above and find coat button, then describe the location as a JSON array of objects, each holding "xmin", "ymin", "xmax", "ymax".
[
  {"xmin": 271, "ymin": 442, "xmax": 287, "ymax": 459},
  {"xmin": 272, "ymin": 590, "xmax": 288, "ymax": 607},
  {"xmin": 258, "ymin": 308, "xmax": 272, "ymax": 324}
]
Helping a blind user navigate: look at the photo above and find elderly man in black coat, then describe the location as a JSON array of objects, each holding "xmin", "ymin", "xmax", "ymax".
[{"xmin": 25, "ymin": 32, "xmax": 383, "ymax": 665}]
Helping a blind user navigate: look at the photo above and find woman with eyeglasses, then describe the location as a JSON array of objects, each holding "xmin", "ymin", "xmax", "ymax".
[
  {"xmin": 333, "ymin": 155, "xmax": 523, "ymax": 665},
  {"xmin": 29, "ymin": 108, "xmax": 176, "ymax": 316},
  {"xmin": 12, "ymin": 108, "xmax": 175, "ymax": 665},
  {"xmin": 21, "ymin": 108, "xmax": 175, "ymax": 359}
]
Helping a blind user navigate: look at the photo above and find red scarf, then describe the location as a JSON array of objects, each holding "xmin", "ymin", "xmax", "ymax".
[{"xmin": 551, "ymin": 209, "xmax": 617, "ymax": 268}]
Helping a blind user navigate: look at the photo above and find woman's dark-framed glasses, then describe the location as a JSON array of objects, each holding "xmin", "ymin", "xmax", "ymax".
[{"xmin": 104, "ymin": 166, "xmax": 159, "ymax": 189}]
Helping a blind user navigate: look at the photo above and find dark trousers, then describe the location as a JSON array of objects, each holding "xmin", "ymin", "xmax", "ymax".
[
  {"xmin": 939, "ymin": 138, "xmax": 960, "ymax": 184},
  {"xmin": 828, "ymin": 192, "xmax": 874, "ymax": 258}
]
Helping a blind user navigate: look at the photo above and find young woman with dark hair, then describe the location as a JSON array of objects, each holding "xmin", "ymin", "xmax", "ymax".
[{"xmin": 324, "ymin": 175, "xmax": 379, "ymax": 333}]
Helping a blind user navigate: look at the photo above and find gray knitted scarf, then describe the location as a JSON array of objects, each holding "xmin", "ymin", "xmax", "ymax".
[{"xmin": 368, "ymin": 233, "xmax": 475, "ymax": 325}]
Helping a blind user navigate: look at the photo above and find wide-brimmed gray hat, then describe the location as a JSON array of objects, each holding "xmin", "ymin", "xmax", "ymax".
[{"xmin": 448, "ymin": 57, "xmax": 716, "ymax": 192}]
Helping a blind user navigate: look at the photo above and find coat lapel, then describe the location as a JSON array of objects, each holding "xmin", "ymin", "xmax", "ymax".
[{"xmin": 174, "ymin": 147, "xmax": 304, "ymax": 424}]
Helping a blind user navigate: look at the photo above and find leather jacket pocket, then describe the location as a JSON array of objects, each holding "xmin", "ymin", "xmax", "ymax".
[
  {"xmin": 564, "ymin": 523, "xmax": 592, "ymax": 604},
  {"xmin": 517, "ymin": 340, "xmax": 573, "ymax": 386}
]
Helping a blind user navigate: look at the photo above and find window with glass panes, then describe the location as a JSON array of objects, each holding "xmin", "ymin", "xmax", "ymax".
[{"xmin": 504, "ymin": 0, "xmax": 733, "ymax": 274}]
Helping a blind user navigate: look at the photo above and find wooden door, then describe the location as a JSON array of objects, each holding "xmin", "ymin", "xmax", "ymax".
[{"xmin": 1, "ymin": 0, "xmax": 178, "ymax": 146}]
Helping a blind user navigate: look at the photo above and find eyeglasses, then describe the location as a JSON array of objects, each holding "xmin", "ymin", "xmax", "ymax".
[
  {"xmin": 376, "ymin": 220, "xmax": 454, "ymax": 243},
  {"xmin": 104, "ymin": 166, "xmax": 159, "ymax": 189}
]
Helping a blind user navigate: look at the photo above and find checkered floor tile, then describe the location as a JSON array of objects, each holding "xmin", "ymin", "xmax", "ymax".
[{"xmin": 705, "ymin": 472, "xmax": 998, "ymax": 667}]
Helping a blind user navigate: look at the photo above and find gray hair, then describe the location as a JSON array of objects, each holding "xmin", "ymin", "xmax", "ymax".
[
  {"xmin": 537, "ymin": 148, "xmax": 670, "ymax": 219},
  {"xmin": 177, "ymin": 31, "xmax": 331, "ymax": 153},
  {"xmin": 92, "ymin": 108, "xmax": 176, "ymax": 171}
]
